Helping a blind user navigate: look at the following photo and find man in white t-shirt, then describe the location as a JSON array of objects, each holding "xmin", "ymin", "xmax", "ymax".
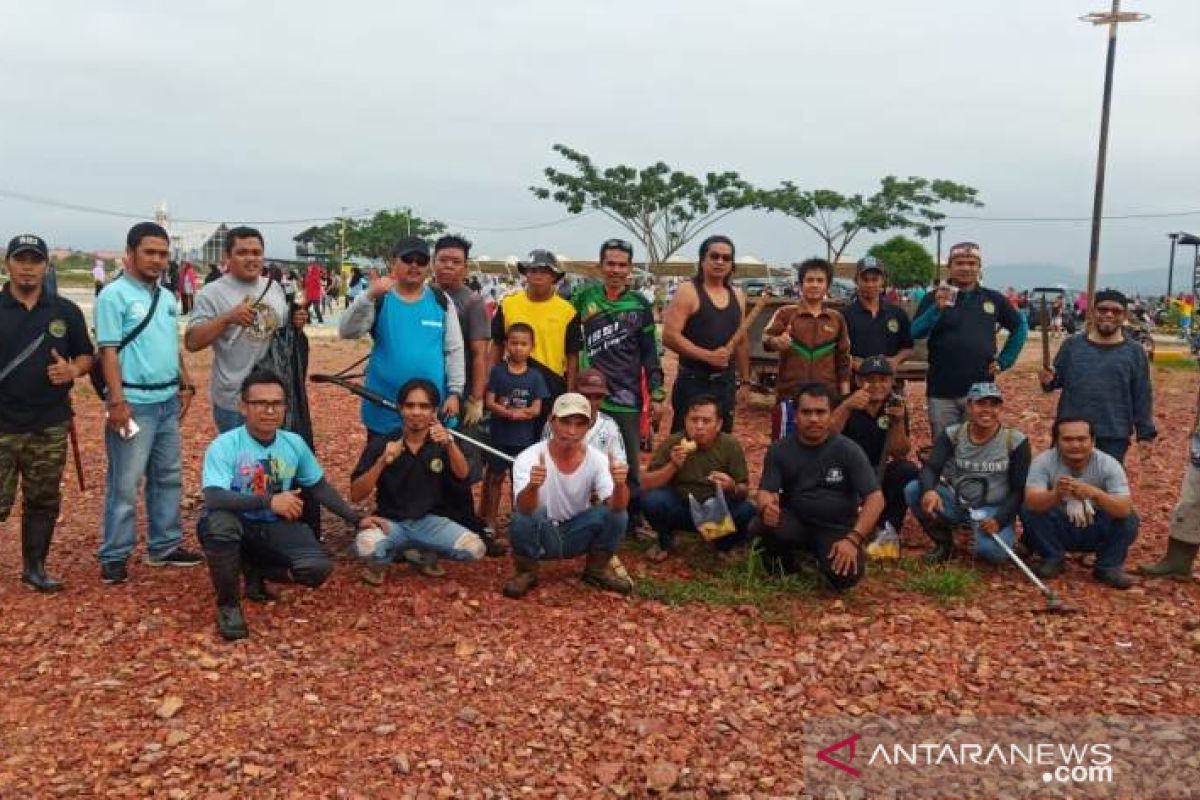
[
  {"xmin": 505, "ymin": 393, "xmax": 632, "ymax": 598},
  {"xmin": 1021, "ymin": 417, "xmax": 1138, "ymax": 589}
]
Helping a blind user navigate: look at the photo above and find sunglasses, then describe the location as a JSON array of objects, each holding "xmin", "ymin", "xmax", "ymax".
[
  {"xmin": 399, "ymin": 254, "xmax": 430, "ymax": 267},
  {"xmin": 1095, "ymin": 305, "xmax": 1125, "ymax": 316}
]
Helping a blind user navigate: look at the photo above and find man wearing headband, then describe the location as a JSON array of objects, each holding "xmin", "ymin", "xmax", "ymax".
[
  {"xmin": 911, "ymin": 242, "xmax": 1027, "ymax": 442},
  {"xmin": 1039, "ymin": 287, "xmax": 1155, "ymax": 465}
]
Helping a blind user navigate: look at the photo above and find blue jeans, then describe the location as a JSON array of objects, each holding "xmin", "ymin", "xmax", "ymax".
[
  {"xmin": 641, "ymin": 487, "xmax": 755, "ymax": 551},
  {"xmin": 1020, "ymin": 508, "xmax": 1138, "ymax": 571},
  {"xmin": 100, "ymin": 397, "xmax": 184, "ymax": 563},
  {"xmin": 903, "ymin": 480, "xmax": 1015, "ymax": 564},
  {"xmin": 509, "ymin": 506, "xmax": 627, "ymax": 561},
  {"xmin": 213, "ymin": 405, "xmax": 245, "ymax": 433},
  {"xmin": 369, "ymin": 515, "xmax": 485, "ymax": 565}
]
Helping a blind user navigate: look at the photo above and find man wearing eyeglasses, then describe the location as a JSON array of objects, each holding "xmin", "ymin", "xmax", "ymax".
[
  {"xmin": 662, "ymin": 235, "xmax": 749, "ymax": 433},
  {"xmin": 199, "ymin": 370, "xmax": 383, "ymax": 640},
  {"xmin": 570, "ymin": 238, "xmax": 664, "ymax": 495},
  {"xmin": 911, "ymin": 242, "xmax": 1027, "ymax": 443},
  {"xmin": 339, "ymin": 236, "xmax": 465, "ymax": 438},
  {"xmin": 1039, "ymin": 288, "xmax": 1155, "ymax": 465}
]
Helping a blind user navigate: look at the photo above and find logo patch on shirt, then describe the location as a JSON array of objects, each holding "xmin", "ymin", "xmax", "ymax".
[
  {"xmin": 822, "ymin": 324, "xmax": 835, "ymax": 334},
  {"xmin": 983, "ymin": 301, "xmax": 996, "ymax": 315},
  {"xmin": 877, "ymin": 416, "xmax": 891, "ymax": 430},
  {"xmin": 825, "ymin": 467, "xmax": 844, "ymax": 484},
  {"xmin": 886, "ymin": 318, "xmax": 899, "ymax": 333},
  {"xmin": 429, "ymin": 457, "xmax": 444, "ymax": 474},
  {"xmin": 48, "ymin": 318, "xmax": 67, "ymax": 338}
]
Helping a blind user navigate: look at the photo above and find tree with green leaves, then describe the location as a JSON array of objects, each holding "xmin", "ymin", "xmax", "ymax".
[
  {"xmin": 757, "ymin": 176, "xmax": 981, "ymax": 267},
  {"xmin": 530, "ymin": 144, "xmax": 759, "ymax": 268},
  {"xmin": 299, "ymin": 209, "xmax": 446, "ymax": 262},
  {"xmin": 866, "ymin": 235, "xmax": 937, "ymax": 287}
]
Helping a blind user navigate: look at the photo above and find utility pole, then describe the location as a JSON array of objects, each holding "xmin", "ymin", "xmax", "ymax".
[
  {"xmin": 1167, "ymin": 232, "xmax": 1180, "ymax": 299},
  {"xmin": 1080, "ymin": 0, "xmax": 1148, "ymax": 321},
  {"xmin": 933, "ymin": 224, "xmax": 945, "ymax": 283}
]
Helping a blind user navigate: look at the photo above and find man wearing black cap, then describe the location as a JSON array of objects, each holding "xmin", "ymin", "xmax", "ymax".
[
  {"xmin": 843, "ymin": 256, "xmax": 913, "ymax": 373},
  {"xmin": 830, "ymin": 356, "xmax": 918, "ymax": 539},
  {"xmin": 0, "ymin": 235, "xmax": 94, "ymax": 591},
  {"xmin": 339, "ymin": 235, "xmax": 465, "ymax": 437},
  {"xmin": 489, "ymin": 249, "xmax": 581, "ymax": 429},
  {"xmin": 1040, "ymin": 288, "xmax": 1155, "ymax": 465},
  {"xmin": 912, "ymin": 242, "xmax": 1027, "ymax": 442}
]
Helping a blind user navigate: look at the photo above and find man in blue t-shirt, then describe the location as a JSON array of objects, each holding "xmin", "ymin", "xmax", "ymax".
[
  {"xmin": 337, "ymin": 236, "xmax": 465, "ymax": 437},
  {"xmin": 200, "ymin": 370, "xmax": 384, "ymax": 641},
  {"xmin": 95, "ymin": 222, "xmax": 203, "ymax": 585}
]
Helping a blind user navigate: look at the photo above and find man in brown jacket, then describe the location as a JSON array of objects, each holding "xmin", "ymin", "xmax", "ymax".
[{"xmin": 762, "ymin": 258, "xmax": 851, "ymax": 440}]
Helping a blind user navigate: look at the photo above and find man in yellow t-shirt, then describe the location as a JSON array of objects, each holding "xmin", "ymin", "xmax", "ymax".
[{"xmin": 489, "ymin": 250, "xmax": 581, "ymax": 428}]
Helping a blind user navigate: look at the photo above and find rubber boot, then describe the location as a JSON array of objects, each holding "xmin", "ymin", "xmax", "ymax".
[
  {"xmin": 502, "ymin": 557, "xmax": 539, "ymax": 599},
  {"xmin": 20, "ymin": 514, "xmax": 63, "ymax": 593},
  {"xmin": 581, "ymin": 551, "xmax": 633, "ymax": 595},
  {"xmin": 243, "ymin": 561, "xmax": 279, "ymax": 603},
  {"xmin": 1138, "ymin": 538, "xmax": 1198, "ymax": 579},
  {"xmin": 204, "ymin": 543, "xmax": 249, "ymax": 641}
]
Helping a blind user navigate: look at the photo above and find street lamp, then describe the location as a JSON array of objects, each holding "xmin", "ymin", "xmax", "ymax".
[
  {"xmin": 1080, "ymin": 0, "xmax": 1148, "ymax": 317},
  {"xmin": 1167, "ymin": 232, "xmax": 1180, "ymax": 298},
  {"xmin": 933, "ymin": 224, "xmax": 945, "ymax": 283}
]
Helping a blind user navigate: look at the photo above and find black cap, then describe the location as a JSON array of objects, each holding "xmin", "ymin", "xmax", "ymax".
[
  {"xmin": 6, "ymin": 234, "xmax": 49, "ymax": 261},
  {"xmin": 390, "ymin": 236, "xmax": 430, "ymax": 260},
  {"xmin": 856, "ymin": 255, "xmax": 885, "ymax": 276},
  {"xmin": 856, "ymin": 355, "xmax": 894, "ymax": 376},
  {"xmin": 1095, "ymin": 287, "xmax": 1128, "ymax": 307}
]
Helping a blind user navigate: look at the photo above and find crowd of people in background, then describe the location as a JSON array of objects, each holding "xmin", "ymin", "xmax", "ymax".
[{"xmin": 2, "ymin": 224, "xmax": 1199, "ymax": 643}]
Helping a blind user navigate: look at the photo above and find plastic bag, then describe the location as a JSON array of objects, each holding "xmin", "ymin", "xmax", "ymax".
[
  {"xmin": 866, "ymin": 521, "xmax": 900, "ymax": 561},
  {"xmin": 689, "ymin": 487, "xmax": 737, "ymax": 541}
]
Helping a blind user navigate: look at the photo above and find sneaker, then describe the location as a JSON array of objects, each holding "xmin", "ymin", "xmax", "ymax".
[
  {"xmin": 481, "ymin": 528, "xmax": 509, "ymax": 558},
  {"xmin": 361, "ymin": 564, "xmax": 386, "ymax": 587},
  {"xmin": 1093, "ymin": 567, "xmax": 1134, "ymax": 590},
  {"xmin": 146, "ymin": 547, "xmax": 204, "ymax": 568},
  {"xmin": 100, "ymin": 560, "xmax": 128, "ymax": 585},
  {"xmin": 645, "ymin": 544, "xmax": 672, "ymax": 564},
  {"xmin": 1033, "ymin": 559, "xmax": 1065, "ymax": 580},
  {"xmin": 407, "ymin": 551, "xmax": 445, "ymax": 578}
]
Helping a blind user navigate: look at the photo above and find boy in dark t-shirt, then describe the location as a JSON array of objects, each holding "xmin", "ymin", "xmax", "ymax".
[{"xmin": 481, "ymin": 323, "xmax": 550, "ymax": 534}]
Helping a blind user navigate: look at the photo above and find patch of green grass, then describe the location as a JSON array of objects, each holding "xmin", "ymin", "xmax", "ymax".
[
  {"xmin": 635, "ymin": 540, "xmax": 816, "ymax": 612},
  {"xmin": 898, "ymin": 559, "xmax": 980, "ymax": 603},
  {"xmin": 1152, "ymin": 357, "xmax": 1197, "ymax": 371}
]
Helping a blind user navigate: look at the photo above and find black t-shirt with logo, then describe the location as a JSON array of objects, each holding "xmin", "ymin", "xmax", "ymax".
[
  {"xmin": 0, "ymin": 286, "xmax": 95, "ymax": 433},
  {"xmin": 352, "ymin": 434, "xmax": 453, "ymax": 522},
  {"xmin": 843, "ymin": 298, "xmax": 913, "ymax": 359},
  {"xmin": 759, "ymin": 433, "xmax": 879, "ymax": 528},
  {"xmin": 842, "ymin": 403, "xmax": 910, "ymax": 466}
]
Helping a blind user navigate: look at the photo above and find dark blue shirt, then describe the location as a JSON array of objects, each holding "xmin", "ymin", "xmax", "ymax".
[
  {"xmin": 913, "ymin": 286, "xmax": 1025, "ymax": 398},
  {"xmin": 486, "ymin": 363, "xmax": 550, "ymax": 448}
]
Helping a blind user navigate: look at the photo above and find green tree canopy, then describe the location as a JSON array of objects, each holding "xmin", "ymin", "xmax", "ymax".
[
  {"xmin": 866, "ymin": 235, "xmax": 936, "ymax": 287},
  {"xmin": 531, "ymin": 144, "xmax": 760, "ymax": 267},
  {"xmin": 301, "ymin": 209, "xmax": 446, "ymax": 262},
  {"xmin": 757, "ymin": 176, "xmax": 981, "ymax": 266}
]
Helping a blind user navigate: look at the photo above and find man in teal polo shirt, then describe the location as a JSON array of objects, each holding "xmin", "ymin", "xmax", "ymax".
[{"xmin": 95, "ymin": 222, "xmax": 203, "ymax": 584}]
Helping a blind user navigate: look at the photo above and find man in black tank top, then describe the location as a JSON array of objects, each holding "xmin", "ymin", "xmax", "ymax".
[{"xmin": 662, "ymin": 236, "xmax": 748, "ymax": 433}]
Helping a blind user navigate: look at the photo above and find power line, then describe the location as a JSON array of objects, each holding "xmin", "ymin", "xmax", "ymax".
[
  {"xmin": 945, "ymin": 209, "xmax": 1200, "ymax": 223},
  {"xmin": 0, "ymin": 188, "xmax": 592, "ymax": 232}
]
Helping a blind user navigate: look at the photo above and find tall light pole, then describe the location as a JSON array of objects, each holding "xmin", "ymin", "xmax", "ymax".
[
  {"xmin": 933, "ymin": 224, "xmax": 945, "ymax": 283},
  {"xmin": 1080, "ymin": 1, "xmax": 1148, "ymax": 317},
  {"xmin": 1167, "ymin": 232, "xmax": 1180, "ymax": 299}
]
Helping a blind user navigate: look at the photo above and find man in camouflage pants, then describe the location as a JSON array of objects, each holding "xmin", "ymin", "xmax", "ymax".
[{"xmin": 0, "ymin": 234, "xmax": 94, "ymax": 591}]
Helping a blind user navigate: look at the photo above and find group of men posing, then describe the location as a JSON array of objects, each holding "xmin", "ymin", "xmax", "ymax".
[{"xmin": 0, "ymin": 224, "xmax": 1196, "ymax": 642}]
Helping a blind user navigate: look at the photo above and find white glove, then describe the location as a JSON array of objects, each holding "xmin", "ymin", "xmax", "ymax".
[
  {"xmin": 463, "ymin": 397, "xmax": 484, "ymax": 427},
  {"xmin": 1064, "ymin": 497, "xmax": 1096, "ymax": 528}
]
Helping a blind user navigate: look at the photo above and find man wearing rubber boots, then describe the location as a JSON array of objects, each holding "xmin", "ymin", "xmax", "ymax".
[
  {"xmin": 905, "ymin": 382, "xmax": 1031, "ymax": 564},
  {"xmin": 1021, "ymin": 417, "xmax": 1137, "ymax": 589},
  {"xmin": 1140, "ymin": 380, "xmax": 1200, "ymax": 582},
  {"xmin": 0, "ymin": 234, "xmax": 94, "ymax": 592},
  {"xmin": 199, "ymin": 371, "xmax": 383, "ymax": 640},
  {"xmin": 504, "ymin": 393, "xmax": 632, "ymax": 599}
]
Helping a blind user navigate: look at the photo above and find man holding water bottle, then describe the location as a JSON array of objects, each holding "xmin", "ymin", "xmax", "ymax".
[{"xmin": 911, "ymin": 242, "xmax": 1027, "ymax": 443}]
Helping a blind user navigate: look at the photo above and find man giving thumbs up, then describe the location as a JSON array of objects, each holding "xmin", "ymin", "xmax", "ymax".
[{"xmin": 504, "ymin": 393, "xmax": 632, "ymax": 598}]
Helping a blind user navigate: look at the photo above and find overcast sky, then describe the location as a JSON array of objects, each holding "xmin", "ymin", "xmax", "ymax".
[{"xmin": 2, "ymin": 0, "xmax": 1197, "ymax": 276}]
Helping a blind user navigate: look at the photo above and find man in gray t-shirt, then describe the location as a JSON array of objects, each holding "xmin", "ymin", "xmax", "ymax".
[
  {"xmin": 185, "ymin": 228, "xmax": 301, "ymax": 431},
  {"xmin": 1021, "ymin": 417, "xmax": 1138, "ymax": 589}
]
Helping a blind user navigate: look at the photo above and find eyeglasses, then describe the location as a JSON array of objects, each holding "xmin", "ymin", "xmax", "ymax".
[
  {"xmin": 1095, "ymin": 305, "xmax": 1125, "ymax": 316},
  {"xmin": 707, "ymin": 253, "xmax": 734, "ymax": 263},
  {"xmin": 399, "ymin": 254, "xmax": 430, "ymax": 267},
  {"xmin": 246, "ymin": 400, "xmax": 287, "ymax": 412}
]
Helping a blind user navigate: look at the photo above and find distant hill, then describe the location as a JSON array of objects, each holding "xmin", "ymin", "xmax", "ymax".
[{"xmin": 987, "ymin": 263, "xmax": 1176, "ymax": 295}]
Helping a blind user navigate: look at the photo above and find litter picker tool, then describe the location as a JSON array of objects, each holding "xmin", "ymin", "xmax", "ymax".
[{"xmin": 951, "ymin": 475, "xmax": 1078, "ymax": 615}]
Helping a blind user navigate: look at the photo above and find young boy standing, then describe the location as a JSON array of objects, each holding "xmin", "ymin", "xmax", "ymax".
[{"xmin": 481, "ymin": 323, "xmax": 550, "ymax": 533}]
